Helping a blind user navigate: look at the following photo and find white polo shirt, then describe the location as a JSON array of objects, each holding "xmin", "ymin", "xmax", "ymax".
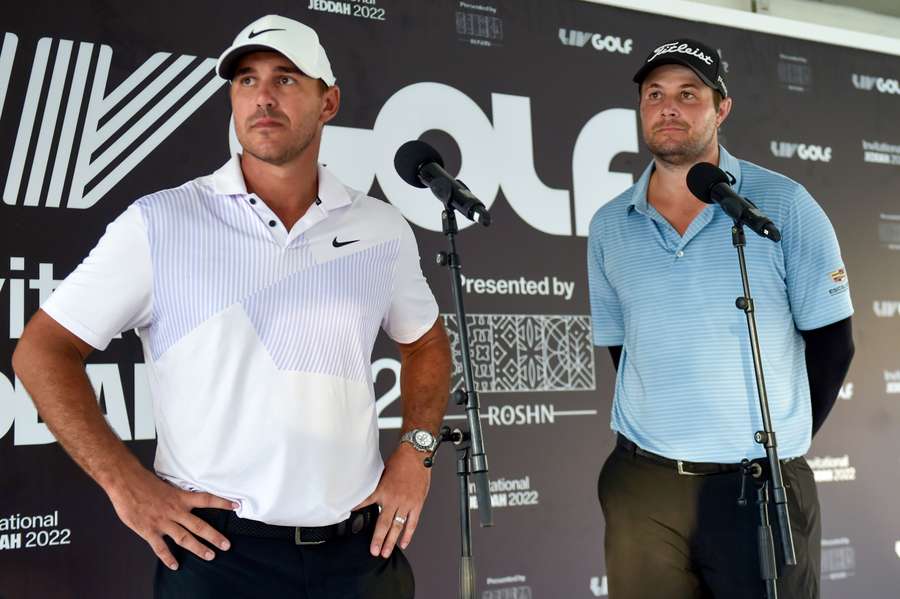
[{"xmin": 42, "ymin": 155, "xmax": 439, "ymax": 526}]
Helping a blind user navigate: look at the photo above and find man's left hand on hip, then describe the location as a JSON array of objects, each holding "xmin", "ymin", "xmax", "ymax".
[{"xmin": 354, "ymin": 444, "xmax": 432, "ymax": 558}]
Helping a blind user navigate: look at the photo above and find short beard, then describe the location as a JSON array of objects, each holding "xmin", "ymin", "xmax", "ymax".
[
  {"xmin": 644, "ymin": 119, "xmax": 717, "ymax": 167},
  {"xmin": 243, "ymin": 132, "xmax": 314, "ymax": 167},
  {"xmin": 238, "ymin": 107, "xmax": 319, "ymax": 167}
]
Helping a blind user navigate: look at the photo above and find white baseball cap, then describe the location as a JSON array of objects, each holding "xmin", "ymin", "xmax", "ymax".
[{"xmin": 216, "ymin": 15, "xmax": 336, "ymax": 86}]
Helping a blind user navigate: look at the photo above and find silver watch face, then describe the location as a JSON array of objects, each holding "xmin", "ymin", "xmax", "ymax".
[{"xmin": 414, "ymin": 430, "xmax": 434, "ymax": 447}]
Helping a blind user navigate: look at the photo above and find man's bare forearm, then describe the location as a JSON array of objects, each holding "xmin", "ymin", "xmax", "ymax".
[
  {"xmin": 14, "ymin": 311, "xmax": 236, "ymax": 568},
  {"xmin": 398, "ymin": 319, "xmax": 451, "ymax": 434},
  {"xmin": 12, "ymin": 311, "xmax": 144, "ymax": 496}
]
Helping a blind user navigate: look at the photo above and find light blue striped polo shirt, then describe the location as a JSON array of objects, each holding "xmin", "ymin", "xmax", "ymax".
[{"xmin": 587, "ymin": 146, "xmax": 853, "ymax": 462}]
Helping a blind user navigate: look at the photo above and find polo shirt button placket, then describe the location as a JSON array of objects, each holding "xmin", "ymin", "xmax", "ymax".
[{"xmin": 676, "ymin": 250, "xmax": 685, "ymax": 258}]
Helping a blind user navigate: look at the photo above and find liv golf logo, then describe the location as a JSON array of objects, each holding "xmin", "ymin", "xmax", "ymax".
[
  {"xmin": 873, "ymin": 300, "xmax": 900, "ymax": 318},
  {"xmin": 852, "ymin": 73, "xmax": 900, "ymax": 95},
  {"xmin": 4, "ymin": 34, "xmax": 642, "ymax": 235},
  {"xmin": 558, "ymin": 29, "xmax": 633, "ymax": 54},
  {"xmin": 770, "ymin": 141, "xmax": 832, "ymax": 162},
  {"xmin": 0, "ymin": 33, "xmax": 224, "ymax": 210}
]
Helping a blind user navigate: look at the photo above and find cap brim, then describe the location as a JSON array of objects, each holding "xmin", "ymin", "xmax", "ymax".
[
  {"xmin": 632, "ymin": 57, "xmax": 721, "ymax": 95},
  {"xmin": 217, "ymin": 44, "xmax": 290, "ymax": 80},
  {"xmin": 216, "ymin": 44, "xmax": 336, "ymax": 86}
]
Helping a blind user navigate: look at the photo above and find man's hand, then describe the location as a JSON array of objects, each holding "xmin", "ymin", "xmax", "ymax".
[
  {"xmin": 107, "ymin": 467, "xmax": 237, "ymax": 570},
  {"xmin": 354, "ymin": 444, "xmax": 432, "ymax": 558},
  {"xmin": 352, "ymin": 318, "xmax": 448, "ymax": 558},
  {"xmin": 13, "ymin": 311, "xmax": 235, "ymax": 570}
]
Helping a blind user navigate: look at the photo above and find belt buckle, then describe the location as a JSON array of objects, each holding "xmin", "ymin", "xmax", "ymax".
[
  {"xmin": 676, "ymin": 460, "xmax": 703, "ymax": 476},
  {"xmin": 294, "ymin": 527, "xmax": 326, "ymax": 546}
]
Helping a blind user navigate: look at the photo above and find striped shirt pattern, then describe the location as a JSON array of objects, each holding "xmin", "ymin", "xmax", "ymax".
[
  {"xmin": 242, "ymin": 239, "xmax": 400, "ymax": 381},
  {"xmin": 139, "ymin": 183, "xmax": 400, "ymax": 382},
  {"xmin": 587, "ymin": 146, "xmax": 853, "ymax": 462},
  {"xmin": 42, "ymin": 157, "xmax": 439, "ymax": 525}
]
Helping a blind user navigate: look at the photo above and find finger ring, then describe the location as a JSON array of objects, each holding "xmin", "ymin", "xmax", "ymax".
[{"xmin": 393, "ymin": 514, "xmax": 407, "ymax": 526}]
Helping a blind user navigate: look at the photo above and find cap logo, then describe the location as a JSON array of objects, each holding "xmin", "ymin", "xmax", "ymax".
[
  {"xmin": 649, "ymin": 42, "xmax": 714, "ymax": 65},
  {"xmin": 248, "ymin": 28, "xmax": 285, "ymax": 39}
]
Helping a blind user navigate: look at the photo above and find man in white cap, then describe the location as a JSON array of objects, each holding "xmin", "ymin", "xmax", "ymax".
[{"xmin": 13, "ymin": 14, "xmax": 450, "ymax": 598}]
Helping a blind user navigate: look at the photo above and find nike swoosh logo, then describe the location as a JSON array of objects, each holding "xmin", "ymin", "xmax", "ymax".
[
  {"xmin": 248, "ymin": 28, "xmax": 285, "ymax": 38},
  {"xmin": 332, "ymin": 237, "xmax": 360, "ymax": 248}
]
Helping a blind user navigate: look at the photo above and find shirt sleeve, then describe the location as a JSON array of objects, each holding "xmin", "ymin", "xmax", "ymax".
[
  {"xmin": 381, "ymin": 218, "xmax": 439, "ymax": 344},
  {"xmin": 781, "ymin": 185, "xmax": 854, "ymax": 331},
  {"xmin": 587, "ymin": 224, "xmax": 625, "ymax": 346},
  {"xmin": 41, "ymin": 204, "xmax": 153, "ymax": 350}
]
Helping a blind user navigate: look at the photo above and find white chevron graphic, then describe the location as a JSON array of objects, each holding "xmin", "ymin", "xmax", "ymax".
[
  {"xmin": 1, "ymin": 34, "xmax": 225, "ymax": 209},
  {"xmin": 0, "ymin": 33, "xmax": 16, "ymax": 128}
]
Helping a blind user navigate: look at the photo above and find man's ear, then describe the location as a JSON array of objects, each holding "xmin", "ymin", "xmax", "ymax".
[
  {"xmin": 320, "ymin": 85, "xmax": 341, "ymax": 125},
  {"xmin": 716, "ymin": 96, "xmax": 733, "ymax": 128}
]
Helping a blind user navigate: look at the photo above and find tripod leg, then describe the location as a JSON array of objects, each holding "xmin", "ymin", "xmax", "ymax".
[
  {"xmin": 457, "ymin": 448, "xmax": 475, "ymax": 599},
  {"xmin": 757, "ymin": 482, "xmax": 778, "ymax": 599}
]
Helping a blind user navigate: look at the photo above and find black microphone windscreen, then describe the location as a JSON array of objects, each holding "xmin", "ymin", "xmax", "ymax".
[
  {"xmin": 394, "ymin": 140, "xmax": 444, "ymax": 189},
  {"xmin": 686, "ymin": 162, "xmax": 730, "ymax": 204}
]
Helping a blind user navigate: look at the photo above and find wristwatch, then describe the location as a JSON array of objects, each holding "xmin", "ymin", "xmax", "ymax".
[{"xmin": 400, "ymin": 429, "xmax": 438, "ymax": 453}]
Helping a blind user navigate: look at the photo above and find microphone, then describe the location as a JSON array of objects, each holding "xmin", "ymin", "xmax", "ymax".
[
  {"xmin": 686, "ymin": 162, "xmax": 781, "ymax": 242},
  {"xmin": 394, "ymin": 140, "xmax": 491, "ymax": 226}
]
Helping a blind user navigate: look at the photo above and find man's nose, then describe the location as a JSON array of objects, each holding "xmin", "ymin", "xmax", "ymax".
[
  {"xmin": 254, "ymin": 81, "xmax": 278, "ymax": 109},
  {"xmin": 659, "ymin": 97, "xmax": 679, "ymax": 117}
]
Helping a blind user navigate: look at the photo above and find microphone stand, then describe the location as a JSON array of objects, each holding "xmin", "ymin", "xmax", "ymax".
[
  {"xmin": 731, "ymin": 223, "xmax": 796, "ymax": 599},
  {"xmin": 424, "ymin": 205, "xmax": 493, "ymax": 599}
]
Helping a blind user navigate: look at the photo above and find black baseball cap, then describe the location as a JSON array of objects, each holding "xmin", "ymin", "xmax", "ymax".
[{"xmin": 633, "ymin": 38, "xmax": 728, "ymax": 98}]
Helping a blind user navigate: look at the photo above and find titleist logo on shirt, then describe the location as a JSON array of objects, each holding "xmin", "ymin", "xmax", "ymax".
[{"xmin": 648, "ymin": 42, "xmax": 714, "ymax": 65}]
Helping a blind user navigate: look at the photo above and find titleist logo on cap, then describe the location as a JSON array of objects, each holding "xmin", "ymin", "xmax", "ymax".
[{"xmin": 648, "ymin": 42, "xmax": 714, "ymax": 65}]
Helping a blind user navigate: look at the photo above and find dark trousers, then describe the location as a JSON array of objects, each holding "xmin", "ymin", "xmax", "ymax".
[
  {"xmin": 154, "ymin": 510, "xmax": 414, "ymax": 599},
  {"xmin": 598, "ymin": 440, "xmax": 821, "ymax": 599}
]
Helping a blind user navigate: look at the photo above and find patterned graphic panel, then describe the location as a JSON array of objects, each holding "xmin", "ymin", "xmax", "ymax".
[
  {"xmin": 3, "ymin": 1, "xmax": 900, "ymax": 598},
  {"xmin": 442, "ymin": 313, "xmax": 596, "ymax": 393}
]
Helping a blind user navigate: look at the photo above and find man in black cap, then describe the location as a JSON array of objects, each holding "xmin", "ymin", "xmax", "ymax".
[{"xmin": 586, "ymin": 38, "xmax": 854, "ymax": 598}]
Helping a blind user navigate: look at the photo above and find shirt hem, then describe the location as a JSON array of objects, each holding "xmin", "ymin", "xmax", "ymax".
[
  {"xmin": 795, "ymin": 307, "xmax": 854, "ymax": 332},
  {"xmin": 40, "ymin": 303, "xmax": 112, "ymax": 351},
  {"xmin": 386, "ymin": 306, "xmax": 440, "ymax": 345}
]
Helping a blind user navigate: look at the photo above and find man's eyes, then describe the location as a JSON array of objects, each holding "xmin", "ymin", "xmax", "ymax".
[{"xmin": 235, "ymin": 76, "xmax": 297, "ymax": 86}]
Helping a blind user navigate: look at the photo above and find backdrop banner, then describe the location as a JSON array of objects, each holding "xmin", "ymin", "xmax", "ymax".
[{"xmin": 1, "ymin": 0, "xmax": 899, "ymax": 597}]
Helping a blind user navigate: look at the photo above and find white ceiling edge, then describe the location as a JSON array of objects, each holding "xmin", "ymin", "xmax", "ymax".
[{"xmin": 581, "ymin": 0, "xmax": 900, "ymax": 57}]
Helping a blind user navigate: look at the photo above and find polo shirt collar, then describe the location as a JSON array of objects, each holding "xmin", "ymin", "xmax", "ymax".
[
  {"xmin": 315, "ymin": 163, "xmax": 353, "ymax": 211},
  {"xmin": 207, "ymin": 154, "xmax": 247, "ymax": 195},
  {"xmin": 627, "ymin": 144, "xmax": 743, "ymax": 213},
  {"xmin": 718, "ymin": 145, "xmax": 743, "ymax": 191},
  {"xmin": 205, "ymin": 154, "xmax": 353, "ymax": 211}
]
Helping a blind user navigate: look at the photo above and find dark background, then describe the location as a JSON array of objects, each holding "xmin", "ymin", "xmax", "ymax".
[{"xmin": 1, "ymin": 0, "xmax": 898, "ymax": 597}]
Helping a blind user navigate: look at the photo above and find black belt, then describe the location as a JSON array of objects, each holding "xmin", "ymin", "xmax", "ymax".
[
  {"xmin": 194, "ymin": 504, "xmax": 379, "ymax": 545},
  {"xmin": 616, "ymin": 434, "xmax": 795, "ymax": 476}
]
